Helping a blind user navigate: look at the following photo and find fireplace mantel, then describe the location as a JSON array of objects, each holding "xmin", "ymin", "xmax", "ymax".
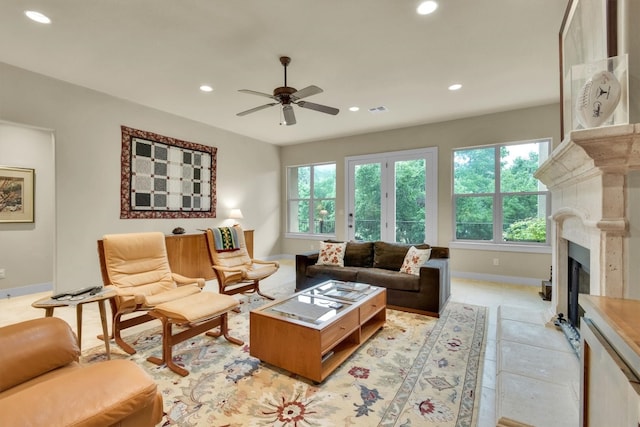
[
  {"xmin": 536, "ymin": 124, "xmax": 640, "ymax": 188},
  {"xmin": 535, "ymin": 123, "xmax": 640, "ymax": 316}
]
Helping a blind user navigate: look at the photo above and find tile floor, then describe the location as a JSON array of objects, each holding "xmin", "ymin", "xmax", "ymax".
[{"xmin": 0, "ymin": 260, "xmax": 578, "ymax": 426}]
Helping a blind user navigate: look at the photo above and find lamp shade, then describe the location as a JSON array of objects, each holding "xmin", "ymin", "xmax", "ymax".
[{"xmin": 229, "ymin": 208, "xmax": 244, "ymax": 219}]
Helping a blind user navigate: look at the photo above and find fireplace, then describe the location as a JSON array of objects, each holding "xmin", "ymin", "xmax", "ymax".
[
  {"xmin": 567, "ymin": 242, "xmax": 589, "ymax": 328},
  {"xmin": 535, "ymin": 124, "xmax": 640, "ymax": 327},
  {"xmin": 554, "ymin": 242, "xmax": 590, "ymax": 355}
]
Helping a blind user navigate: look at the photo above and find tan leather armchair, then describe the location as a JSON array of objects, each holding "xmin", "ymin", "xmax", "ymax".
[
  {"xmin": 206, "ymin": 225, "xmax": 279, "ymax": 299},
  {"xmin": 98, "ymin": 231, "xmax": 243, "ymax": 376},
  {"xmin": 98, "ymin": 231, "xmax": 205, "ymax": 354},
  {"xmin": 0, "ymin": 317, "xmax": 163, "ymax": 427}
]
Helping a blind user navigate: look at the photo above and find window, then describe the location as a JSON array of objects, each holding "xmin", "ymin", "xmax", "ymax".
[
  {"xmin": 287, "ymin": 163, "xmax": 336, "ymax": 236},
  {"xmin": 453, "ymin": 139, "xmax": 550, "ymax": 245},
  {"xmin": 346, "ymin": 147, "xmax": 438, "ymax": 244}
]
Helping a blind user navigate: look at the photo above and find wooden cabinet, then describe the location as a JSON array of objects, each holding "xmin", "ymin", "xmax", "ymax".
[
  {"xmin": 249, "ymin": 285, "xmax": 386, "ymax": 383},
  {"xmin": 579, "ymin": 295, "xmax": 640, "ymax": 427},
  {"xmin": 165, "ymin": 233, "xmax": 215, "ymax": 280},
  {"xmin": 164, "ymin": 230, "xmax": 254, "ymax": 280}
]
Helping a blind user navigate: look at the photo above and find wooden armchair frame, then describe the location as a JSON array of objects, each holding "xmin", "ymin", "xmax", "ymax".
[{"xmin": 205, "ymin": 226, "xmax": 278, "ymax": 300}]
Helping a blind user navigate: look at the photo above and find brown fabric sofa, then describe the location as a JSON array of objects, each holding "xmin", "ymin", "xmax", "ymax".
[
  {"xmin": 296, "ymin": 241, "xmax": 450, "ymax": 317},
  {"xmin": 0, "ymin": 317, "xmax": 163, "ymax": 427}
]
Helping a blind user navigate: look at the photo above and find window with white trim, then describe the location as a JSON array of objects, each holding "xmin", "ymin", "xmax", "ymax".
[
  {"xmin": 453, "ymin": 139, "xmax": 550, "ymax": 245},
  {"xmin": 287, "ymin": 163, "xmax": 336, "ymax": 236}
]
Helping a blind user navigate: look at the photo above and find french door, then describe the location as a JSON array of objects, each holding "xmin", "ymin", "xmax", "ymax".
[{"xmin": 346, "ymin": 147, "xmax": 438, "ymax": 244}]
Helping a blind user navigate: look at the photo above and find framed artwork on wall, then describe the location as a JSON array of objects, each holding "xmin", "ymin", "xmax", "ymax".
[
  {"xmin": 120, "ymin": 126, "xmax": 217, "ymax": 219},
  {"xmin": 559, "ymin": 0, "xmax": 618, "ymax": 139},
  {"xmin": 0, "ymin": 166, "xmax": 35, "ymax": 223}
]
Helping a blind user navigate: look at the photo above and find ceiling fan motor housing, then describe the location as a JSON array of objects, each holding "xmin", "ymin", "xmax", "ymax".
[{"xmin": 273, "ymin": 86, "xmax": 297, "ymax": 104}]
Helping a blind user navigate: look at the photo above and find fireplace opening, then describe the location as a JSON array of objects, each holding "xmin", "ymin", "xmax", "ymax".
[
  {"xmin": 568, "ymin": 243, "xmax": 590, "ymax": 329},
  {"xmin": 556, "ymin": 241, "xmax": 590, "ymax": 356}
]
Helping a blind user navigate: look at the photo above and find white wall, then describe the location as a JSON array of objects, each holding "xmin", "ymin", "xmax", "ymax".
[
  {"xmin": 0, "ymin": 60, "xmax": 562, "ymax": 293},
  {"xmin": 280, "ymin": 104, "xmax": 560, "ymax": 283},
  {"xmin": 0, "ymin": 62, "xmax": 281, "ymax": 294},
  {"xmin": 0, "ymin": 122, "xmax": 55, "ymax": 294}
]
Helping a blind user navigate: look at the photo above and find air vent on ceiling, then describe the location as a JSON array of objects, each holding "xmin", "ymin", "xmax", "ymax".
[{"xmin": 368, "ymin": 106, "xmax": 389, "ymax": 113}]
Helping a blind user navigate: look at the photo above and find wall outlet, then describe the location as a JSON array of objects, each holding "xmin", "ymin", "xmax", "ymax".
[
  {"xmin": 492, "ymin": 258, "xmax": 499, "ymax": 266},
  {"xmin": 0, "ymin": 268, "xmax": 5, "ymax": 279}
]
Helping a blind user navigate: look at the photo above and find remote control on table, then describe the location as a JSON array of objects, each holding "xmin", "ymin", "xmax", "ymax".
[{"xmin": 52, "ymin": 286, "xmax": 102, "ymax": 299}]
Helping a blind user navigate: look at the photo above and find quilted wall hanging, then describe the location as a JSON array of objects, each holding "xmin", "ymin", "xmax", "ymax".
[{"xmin": 120, "ymin": 125, "xmax": 217, "ymax": 219}]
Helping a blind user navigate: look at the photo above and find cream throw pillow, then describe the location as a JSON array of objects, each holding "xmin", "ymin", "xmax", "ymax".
[
  {"xmin": 316, "ymin": 241, "xmax": 347, "ymax": 267},
  {"xmin": 399, "ymin": 246, "xmax": 432, "ymax": 275}
]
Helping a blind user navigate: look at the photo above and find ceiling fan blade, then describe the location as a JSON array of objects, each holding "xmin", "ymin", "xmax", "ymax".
[
  {"xmin": 236, "ymin": 103, "xmax": 278, "ymax": 116},
  {"xmin": 282, "ymin": 105, "xmax": 296, "ymax": 125},
  {"xmin": 296, "ymin": 101, "xmax": 339, "ymax": 115},
  {"xmin": 238, "ymin": 89, "xmax": 277, "ymax": 100},
  {"xmin": 291, "ymin": 85, "xmax": 323, "ymax": 101}
]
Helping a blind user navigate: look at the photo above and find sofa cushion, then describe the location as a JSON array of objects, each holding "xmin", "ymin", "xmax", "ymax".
[
  {"xmin": 306, "ymin": 265, "xmax": 359, "ymax": 282},
  {"xmin": 103, "ymin": 232, "xmax": 176, "ymax": 290},
  {"xmin": 400, "ymin": 246, "xmax": 432, "ymax": 275},
  {"xmin": 316, "ymin": 241, "xmax": 347, "ymax": 266},
  {"xmin": 357, "ymin": 268, "xmax": 421, "ymax": 292},
  {"xmin": 373, "ymin": 242, "xmax": 430, "ymax": 271},
  {"xmin": 344, "ymin": 241, "xmax": 374, "ymax": 267}
]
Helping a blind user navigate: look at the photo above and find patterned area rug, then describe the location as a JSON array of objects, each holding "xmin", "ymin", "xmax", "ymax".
[{"xmin": 84, "ymin": 298, "xmax": 487, "ymax": 426}]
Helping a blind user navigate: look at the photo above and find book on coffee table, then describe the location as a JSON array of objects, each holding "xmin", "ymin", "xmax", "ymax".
[
  {"xmin": 323, "ymin": 288, "xmax": 366, "ymax": 301},
  {"xmin": 270, "ymin": 299, "xmax": 334, "ymax": 323}
]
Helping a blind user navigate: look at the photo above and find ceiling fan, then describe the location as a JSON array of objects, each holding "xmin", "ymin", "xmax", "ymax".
[{"xmin": 236, "ymin": 56, "xmax": 339, "ymax": 126}]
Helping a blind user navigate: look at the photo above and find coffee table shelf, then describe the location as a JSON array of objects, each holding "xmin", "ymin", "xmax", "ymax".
[{"xmin": 250, "ymin": 281, "xmax": 386, "ymax": 383}]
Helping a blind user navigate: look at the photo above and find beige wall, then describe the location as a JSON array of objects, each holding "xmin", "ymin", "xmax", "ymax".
[
  {"xmin": 280, "ymin": 104, "xmax": 560, "ymax": 283},
  {"xmin": 0, "ymin": 122, "xmax": 55, "ymax": 293},
  {"xmin": 0, "ymin": 60, "xmax": 561, "ymax": 294},
  {"xmin": 0, "ymin": 62, "xmax": 281, "ymax": 294}
]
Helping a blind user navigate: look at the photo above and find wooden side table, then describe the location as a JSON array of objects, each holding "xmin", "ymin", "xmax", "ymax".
[{"xmin": 32, "ymin": 288, "xmax": 116, "ymax": 359}]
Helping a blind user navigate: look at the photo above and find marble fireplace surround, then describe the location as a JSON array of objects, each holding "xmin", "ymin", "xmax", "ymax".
[{"xmin": 535, "ymin": 123, "xmax": 640, "ymax": 317}]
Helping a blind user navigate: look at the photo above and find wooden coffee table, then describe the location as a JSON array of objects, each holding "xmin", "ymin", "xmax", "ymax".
[{"xmin": 249, "ymin": 280, "xmax": 386, "ymax": 383}]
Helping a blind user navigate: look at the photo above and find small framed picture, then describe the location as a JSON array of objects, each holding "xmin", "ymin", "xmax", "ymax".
[{"xmin": 0, "ymin": 166, "xmax": 35, "ymax": 223}]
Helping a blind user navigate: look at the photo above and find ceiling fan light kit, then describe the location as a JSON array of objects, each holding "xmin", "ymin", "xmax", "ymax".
[{"xmin": 237, "ymin": 56, "xmax": 339, "ymax": 126}]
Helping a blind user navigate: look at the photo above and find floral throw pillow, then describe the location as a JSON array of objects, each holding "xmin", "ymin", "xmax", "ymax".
[
  {"xmin": 399, "ymin": 246, "xmax": 432, "ymax": 275},
  {"xmin": 316, "ymin": 241, "xmax": 347, "ymax": 267}
]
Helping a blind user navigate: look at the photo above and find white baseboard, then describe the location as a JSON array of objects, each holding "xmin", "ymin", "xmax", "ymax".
[
  {"xmin": 452, "ymin": 271, "xmax": 540, "ymax": 287},
  {"xmin": 1, "ymin": 282, "xmax": 53, "ymax": 299}
]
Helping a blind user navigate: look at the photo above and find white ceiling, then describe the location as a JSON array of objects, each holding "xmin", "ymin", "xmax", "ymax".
[{"xmin": 0, "ymin": 0, "xmax": 568, "ymax": 146}]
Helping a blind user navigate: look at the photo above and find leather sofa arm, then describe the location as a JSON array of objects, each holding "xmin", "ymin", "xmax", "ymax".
[
  {"xmin": 429, "ymin": 246, "xmax": 449, "ymax": 259},
  {"xmin": 0, "ymin": 360, "xmax": 161, "ymax": 427},
  {"xmin": 296, "ymin": 251, "xmax": 319, "ymax": 291},
  {"xmin": 0, "ymin": 317, "xmax": 80, "ymax": 392},
  {"xmin": 417, "ymin": 257, "xmax": 451, "ymax": 315}
]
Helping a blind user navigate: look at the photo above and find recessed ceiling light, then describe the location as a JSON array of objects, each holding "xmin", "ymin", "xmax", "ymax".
[
  {"xmin": 448, "ymin": 84, "xmax": 462, "ymax": 91},
  {"xmin": 417, "ymin": 1, "xmax": 438, "ymax": 15},
  {"xmin": 199, "ymin": 85, "xmax": 213, "ymax": 92},
  {"xmin": 349, "ymin": 106, "xmax": 360, "ymax": 112},
  {"xmin": 25, "ymin": 10, "xmax": 51, "ymax": 24}
]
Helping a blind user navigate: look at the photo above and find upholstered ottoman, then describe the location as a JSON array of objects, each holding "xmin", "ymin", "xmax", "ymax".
[{"xmin": 148, "ymin": 292, "xmax": 244, "ymax": 376}]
